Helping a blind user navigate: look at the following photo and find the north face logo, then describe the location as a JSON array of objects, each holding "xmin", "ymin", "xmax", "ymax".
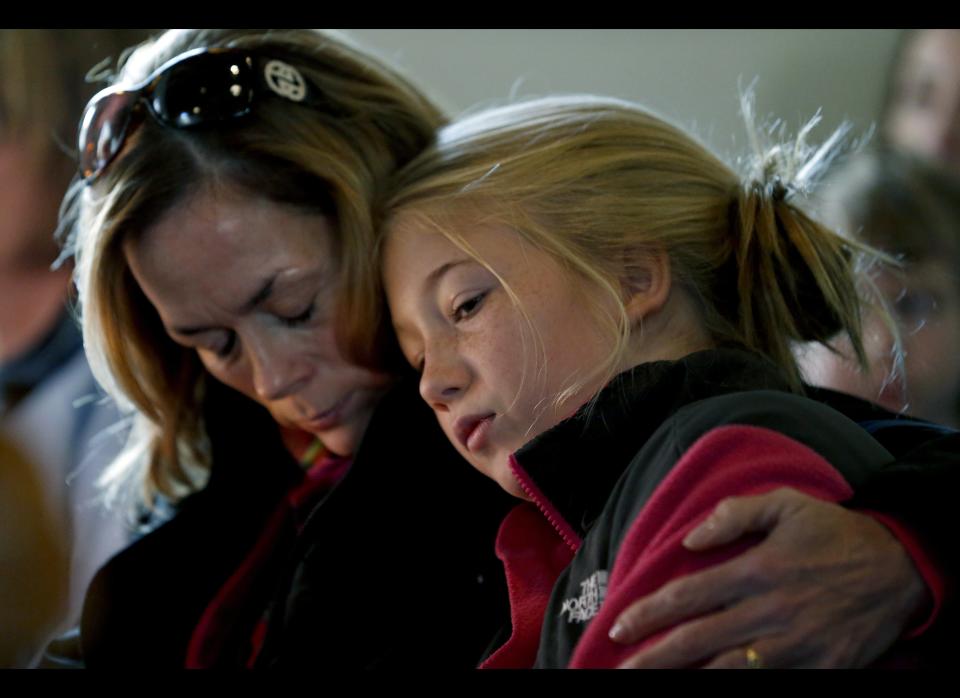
[{"xmin": 560, "ymin": 570, "xmax": 608, "ymax": 623}]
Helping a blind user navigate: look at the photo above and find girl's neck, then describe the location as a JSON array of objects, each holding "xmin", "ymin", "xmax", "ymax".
[{"xmin": 621, "ymin": 286, "xmax": 715, "ymax": 371}]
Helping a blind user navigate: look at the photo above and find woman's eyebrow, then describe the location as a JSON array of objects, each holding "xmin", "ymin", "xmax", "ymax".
[{"xmin": 170, "ymin": 275, "xmax": 277, "ymax": 337}]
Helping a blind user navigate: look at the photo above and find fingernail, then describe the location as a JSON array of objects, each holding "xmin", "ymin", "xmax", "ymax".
[
  {"xmin": 683, "ymin": 518, "xmax": 714, "ymax": 548},
  {"xmin": 683, "ymin": 528, "xmax": 704, "ymax": 548},
  {"xmin": 608, "ymin": 622, "xmax": 625, "ymax": 642}
]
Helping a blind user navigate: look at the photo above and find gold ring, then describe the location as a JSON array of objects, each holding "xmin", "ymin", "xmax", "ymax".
[{"xmin": 745, "ymin": 647, "xmax": 764, "ymax": 669}]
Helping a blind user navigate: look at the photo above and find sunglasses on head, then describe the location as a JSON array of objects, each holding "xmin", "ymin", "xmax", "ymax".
[{"xmin": 78, "ymin": 47, "xmax": 327, "ymax": 184}]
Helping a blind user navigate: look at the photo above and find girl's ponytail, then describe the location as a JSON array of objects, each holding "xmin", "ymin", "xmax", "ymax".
[{"xmin": 729, "ymin": 177, "xmax": 868, "ymax": 388}]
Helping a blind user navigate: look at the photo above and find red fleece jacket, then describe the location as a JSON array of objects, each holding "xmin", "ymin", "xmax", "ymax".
[{"xmin": 483, "ymin": 424, "xmax": 940, "ymax": 669}]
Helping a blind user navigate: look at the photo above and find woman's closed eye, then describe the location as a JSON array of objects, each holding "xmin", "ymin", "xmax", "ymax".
[
  {"xmin": 279, "ymin": 301, "xmax": 316, "ymax": 327},
  {"xmin": 201, "ymin": 330, "xmax": 238, "ymax": 361},
  {"xmin": 168, "ymin": 327, "xmax": 237, "ymax": 362}
]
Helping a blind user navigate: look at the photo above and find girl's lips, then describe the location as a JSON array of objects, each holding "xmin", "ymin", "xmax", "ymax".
[
  {"xmin": 455, "ymin": 413, "xmax": 495, "ymax": 452},
  {"xmin": 467, "ymin": 416, "xmax": 494, "ymax": 452}
]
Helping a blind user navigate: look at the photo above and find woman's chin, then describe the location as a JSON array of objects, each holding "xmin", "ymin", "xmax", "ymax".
[{"xmin": 311, "ymin": 426, "xmax": 361, "ymax": 459}]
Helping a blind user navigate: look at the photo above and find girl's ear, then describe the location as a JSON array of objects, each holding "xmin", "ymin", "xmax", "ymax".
[{"xmin": 623, "ymin": 251, "xmax": 671, "ymax": 325}]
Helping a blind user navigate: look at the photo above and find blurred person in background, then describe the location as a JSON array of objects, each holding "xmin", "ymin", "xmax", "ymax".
[
  {"xmin": 884, "ymin": 29, "xmax": 960, "ymax": 174},
  {"xmin": 801, "ymin": 149, "xmax": 960, "ymax": 429},
  {"xmin": 0, "ymin": 28, "xmax": 152, "ymax": 667}
]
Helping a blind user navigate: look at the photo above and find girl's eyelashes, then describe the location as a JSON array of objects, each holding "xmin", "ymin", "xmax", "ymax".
[{"xmin": 451, "ymin": 291, "xmax": 488, "ymax": 323}]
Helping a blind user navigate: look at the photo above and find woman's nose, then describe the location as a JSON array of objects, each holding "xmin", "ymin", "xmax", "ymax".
[{"xmin": 249, "ymin": 335, "xmax": 310, "ymax": 402}]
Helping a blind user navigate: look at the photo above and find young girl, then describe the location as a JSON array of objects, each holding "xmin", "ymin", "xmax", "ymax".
[{"xmin": 380, "ymin": 96, "xmax": 935, "ymax": 667}]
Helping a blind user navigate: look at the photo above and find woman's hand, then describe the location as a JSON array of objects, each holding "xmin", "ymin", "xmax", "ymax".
[{"xmin": 609, "ymin": 488, "xmax": 930, "ymax": 668}]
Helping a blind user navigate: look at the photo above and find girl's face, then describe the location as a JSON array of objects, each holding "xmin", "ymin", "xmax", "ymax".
[
  {"xmin": 124, "ymin": 188, "xmax": 393, "ymax": 457},
  {"xmin": 800, "ymin": 261, "xmax": 960, "ymax": 428},
  {"xmin": 382, "ymin": 215, "xmax": 622, "ymax": 498}
]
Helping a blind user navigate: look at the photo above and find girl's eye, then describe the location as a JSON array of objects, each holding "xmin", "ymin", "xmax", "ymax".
[
  {"xmin": 451, "ymin": 292, "xmax": 487, "ymax": 323},
  {"xmin": 281, "ymin": 302, "xmax": 316, "ymax": 327}
]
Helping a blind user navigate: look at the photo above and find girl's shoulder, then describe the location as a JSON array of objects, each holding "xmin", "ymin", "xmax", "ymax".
[{"xmin": 606, "ymin": 390, "xmax": 892, "ymax": 534}]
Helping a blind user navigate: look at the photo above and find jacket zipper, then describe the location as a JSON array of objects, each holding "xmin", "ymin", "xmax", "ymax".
[{"xmin": 508, "ymin": 454, "xmax": 582, "ymax": 553}]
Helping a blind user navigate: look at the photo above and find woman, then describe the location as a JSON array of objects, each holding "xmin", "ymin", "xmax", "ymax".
[
  {"xmin": 64, "ymin": 28, "xmax": 949, "ymax": 668},
  {"xmin": 68, "ymin": 28, "xmax": 514, "ymax": 668}
]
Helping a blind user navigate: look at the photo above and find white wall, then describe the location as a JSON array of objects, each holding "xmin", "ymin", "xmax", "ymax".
[{"xmin": 343, "ymin": 29, "xmax": 901, "ymax": 161}]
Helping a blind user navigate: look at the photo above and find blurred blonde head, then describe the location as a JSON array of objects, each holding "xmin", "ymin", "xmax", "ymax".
[{"xmin": 0, "ymin": 436, "xmax": 68, "ymax": 667}]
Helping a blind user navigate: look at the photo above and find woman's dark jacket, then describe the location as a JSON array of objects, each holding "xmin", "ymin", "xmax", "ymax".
[{"xmin": 80, "ymin": 377, "xmax": 512, "ymax": 668}]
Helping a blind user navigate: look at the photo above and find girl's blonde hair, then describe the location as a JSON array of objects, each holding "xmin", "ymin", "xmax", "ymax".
[
  {"xmin": 60, "ymin": 29, "xmax": 446, "ymax": 508},
  {"xmin": 384, "ymin": 95, "xmax": 874, "ymax": 403}
]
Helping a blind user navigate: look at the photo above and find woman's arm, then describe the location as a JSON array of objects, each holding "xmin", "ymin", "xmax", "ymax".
[
  {"xmin": 609, "ymin": 489, "xmax": 929, "ymax": 668},
  {"xmin": 607, "ymin": 433, "xmax": 958, "ymax": 668},
  {"xmin": 567, "ymin": 424, "xmax": 922, "ymax": 668}
]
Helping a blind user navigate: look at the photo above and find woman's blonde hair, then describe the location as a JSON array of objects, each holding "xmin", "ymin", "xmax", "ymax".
[
  {"xmin": 60, "ymin": 29, "xmax": 446, "ymax": 507},
  {"xmin": 384, "ymin": 95, "xmax": 875, "ymax": 405}
]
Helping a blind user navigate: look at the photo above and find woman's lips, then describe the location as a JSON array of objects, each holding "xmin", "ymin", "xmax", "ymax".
[{"xmin": 301, "ymin": 392, "xmax": 352, "ymax": 432}]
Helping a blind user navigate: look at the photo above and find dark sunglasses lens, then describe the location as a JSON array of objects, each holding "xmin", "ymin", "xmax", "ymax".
[
  {"xmin": 152, "ymin": 53, "xmax": 254, "ymax": 127},
  {"xmin": 79, "ymin": 92, "xmax": 137, "ymax": 181}
]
